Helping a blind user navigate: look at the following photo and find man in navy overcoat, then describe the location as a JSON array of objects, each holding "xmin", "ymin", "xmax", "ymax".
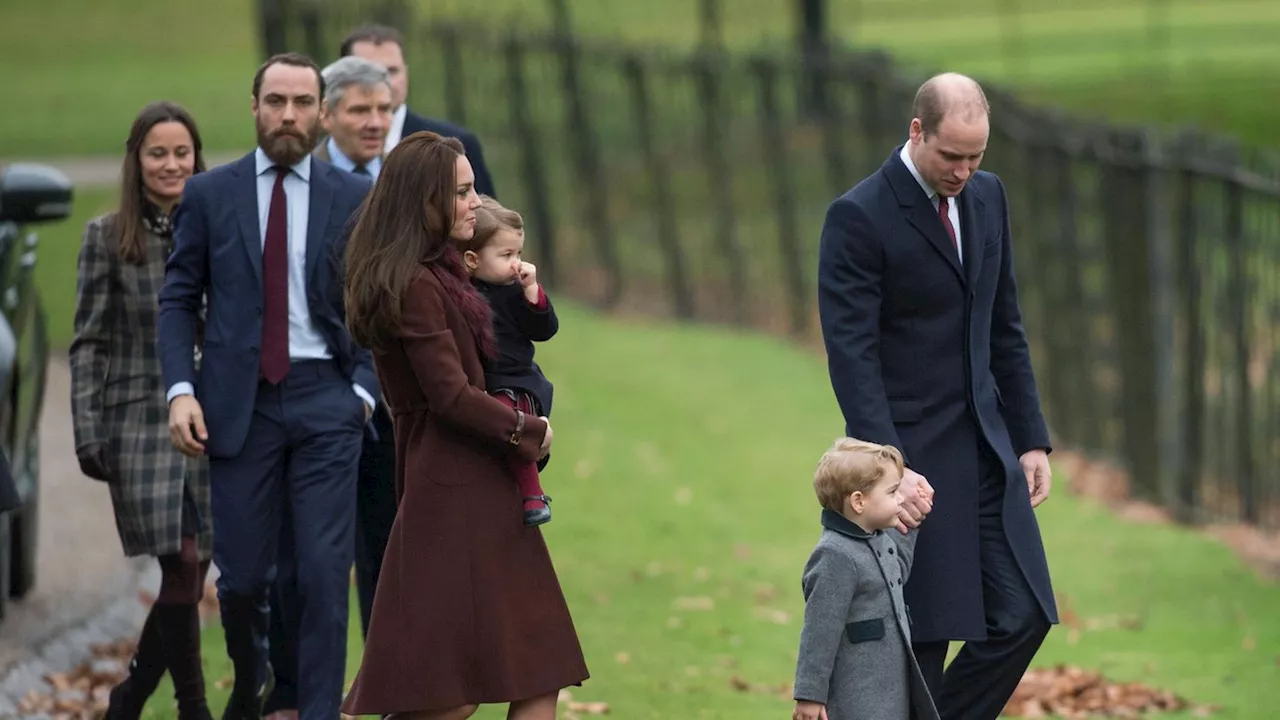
[{"xmin": 817, "ymin": 72, "xmax": 1058, "ymax": 720}]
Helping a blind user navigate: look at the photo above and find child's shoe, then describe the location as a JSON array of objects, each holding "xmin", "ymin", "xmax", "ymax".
[{"xmin": 523, "ymin": 495, "xmax": 552, "ymax": 526}]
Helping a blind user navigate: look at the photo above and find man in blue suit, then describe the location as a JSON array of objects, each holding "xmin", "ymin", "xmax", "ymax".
[
  {"xmin": 817, "ymin": 73, "xmax": 1057, "ymax": 720},
  {"xmin": 159, "ymin": 52, "xmax": 377, "ymax": 720}
]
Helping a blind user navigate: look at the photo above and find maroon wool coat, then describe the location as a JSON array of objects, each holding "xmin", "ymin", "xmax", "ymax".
[{"xmin": 341, "ymin": 266, "xmax": 589, "ymax": 715}]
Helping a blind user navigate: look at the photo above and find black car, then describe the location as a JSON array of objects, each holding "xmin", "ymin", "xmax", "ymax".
[{"xmin": 0, "ymin": 163, "xmax": 72, "ymax": 620}]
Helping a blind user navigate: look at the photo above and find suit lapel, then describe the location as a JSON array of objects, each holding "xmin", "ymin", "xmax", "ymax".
[
  {"xmin": 232, "ymin": 155, "xmax": 263, "ymax": 286},
  {"xmin": 306, "ymin": 161, "xmax": 334, "ymax": 286},
  {"xmin": 884, "ymin": 150, "xmax": 962, "ymax": 283},
  {"xmin": 961, "ymin": 186, "xmax": 986, "ymax": 288}
]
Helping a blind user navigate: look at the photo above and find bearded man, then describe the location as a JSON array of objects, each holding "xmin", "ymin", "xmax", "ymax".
[{"xmin": 157, "ymin": 52, "xmax": 378, "ymax": 720}]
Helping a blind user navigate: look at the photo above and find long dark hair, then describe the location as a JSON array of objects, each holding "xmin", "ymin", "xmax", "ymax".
[
  {"xmin": 117, "ymin": 101, "xmax": 205, "ymax": 264},
  {"xmin": 345, "ymin": 131, "xmax": 493, "ymax": 355}
]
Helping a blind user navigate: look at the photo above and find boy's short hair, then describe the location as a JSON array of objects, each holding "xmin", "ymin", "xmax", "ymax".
[
  {"xmin": 813, "ymin": 438, "xmax": 905, "ymax": 511},
  {"xmin": 458, "ymin": 194, "xmax": 525, "ymax": 255}
]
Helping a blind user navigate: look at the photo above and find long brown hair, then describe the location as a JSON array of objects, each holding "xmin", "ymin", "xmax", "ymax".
[
  {"xmin": 345, "ymin": 131, "xmax": 494, "ymax": 355},
  {"xmin": 117, "ymin": 101, "xmax": 206, "ymax": 264}
]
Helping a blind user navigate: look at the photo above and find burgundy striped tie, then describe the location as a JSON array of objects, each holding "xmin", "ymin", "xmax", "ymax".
[{"xmin": 260, "ymin": 166, "xmax": 290, "ymax": 384}]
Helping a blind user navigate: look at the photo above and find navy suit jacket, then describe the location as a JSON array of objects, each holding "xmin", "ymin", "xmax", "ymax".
[
  {"xmin": 403, "ymin": 109, "xmax": 496, "ymax": 198},
  {"xmin": 158, "ymin": 153, "xmax": 378, "ymax": 459},
  {"xmin": 817, "ymin": 147, "xmax": 1057, "ymax": 642}
]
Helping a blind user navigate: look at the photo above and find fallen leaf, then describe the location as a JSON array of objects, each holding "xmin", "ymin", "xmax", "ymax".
[
  {"xmin": 1242, "ymin": 635, "xmax": 1257, "ymax": 650},
  {"xmin": 733, "ymin": 543, "xmax": 752, "ymax": 560},
  {"xmin": 671, "ymin": 595, "xmax": 715, "ymax": 611},
  {"xmin": 614, "ymin": 652, "xmax": 630, "ymax": 664}
]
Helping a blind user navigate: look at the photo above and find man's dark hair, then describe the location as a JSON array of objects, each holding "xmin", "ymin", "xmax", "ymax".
[
  {"xmin": 340, "ymin": 24, "xmax": 405, "ymax": 58},
  {"xmin": 252, "ymin": 52, "xmax": 324, "ymax": 100}
]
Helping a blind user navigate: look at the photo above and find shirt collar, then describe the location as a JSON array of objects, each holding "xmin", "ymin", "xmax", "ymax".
[
  {"xmin": 820, "ymin": 508, "xmax": 876, "ymax": 540},
  {"xmin": 899, "ymin": 143, "xmax": 935, "ymax": 201},
  {"xmin": 325, "ymin": 136, "xmax": 381, "ymax": 177},
  {"xmin": 255, "ymin": 147, "xmax": 311, "ymax": 182}
]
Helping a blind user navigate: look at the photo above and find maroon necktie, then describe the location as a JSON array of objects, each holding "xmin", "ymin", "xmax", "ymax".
[
  {"xmin": 937, "ymin": 195, "xmax": 959, "ymax": 258},
  {"xmin": 260, "ymin": 166, "xmax": 290, "ymax": 384}
]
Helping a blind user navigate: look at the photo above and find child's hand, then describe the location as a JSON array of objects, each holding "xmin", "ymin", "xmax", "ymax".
[
  {"xmin": 519, "ymin": 261, "xmax": 538, "ymax": 288},
  {"xmin": 792, "ymin": 701, "xmax": 827, "ymax": 720},
  {"xmin": 520, "ymin": 262, "xmax": 541, "ymax": 304}
]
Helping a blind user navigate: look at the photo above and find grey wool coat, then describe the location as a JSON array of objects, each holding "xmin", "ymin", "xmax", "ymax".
[
  {"xmin": 69, "ymin": 213, "xmax": 211, "ymax": 559},
  {"xmin": 793, "ymin": 509, "xmax": 939, "ymax": 720}
]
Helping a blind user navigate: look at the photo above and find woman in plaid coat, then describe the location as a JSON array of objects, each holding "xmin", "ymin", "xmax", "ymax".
[{"xmin": 69, "ymin": 101, "xmax": 214, "ymax": 720}]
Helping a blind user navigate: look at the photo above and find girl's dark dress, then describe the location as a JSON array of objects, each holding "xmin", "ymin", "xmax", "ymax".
[{"xmin": 474, "ymin": 279, "xmax": 558, "ymax": 419}]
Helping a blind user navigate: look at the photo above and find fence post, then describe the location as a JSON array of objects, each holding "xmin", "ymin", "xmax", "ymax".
[
  {"xmin": 623, "ymin": 55, "xmax": 694, "ymax": 319},
  {"xmin": 551, "ymin": 17, "xmax": 621, "ymax": 307},
  {"xmin": 257, "ymin": 0, "xmax": 291, "ymax": 58},
  {"xmin": 503, "ymin": 35, "xmax": 557, "ymax": 289},
  {"xmin": 693, "ymin": 50, "xmax": 748, "ymax": 324},
  {"xmin": 1099, "ymin": 128, "xmax": 1176, "ymax": 501},
  {"xmin": 752, "ymin": 55, "xmax": 809, "ymax": 337},
  {"xmin": 1173, "ymin": 128, "xmax": 1204, "ymax": 521},
  {"xmin": 796, "ymin": 0, "xmax": 829, "ymax": 119},
  {"xmin": 1220, "ymin": 142, "xmax": 1258, "ymax": 523},
  {"xmin": 439, "ymin": 24, "xmax": 468, "ymax": 127}
]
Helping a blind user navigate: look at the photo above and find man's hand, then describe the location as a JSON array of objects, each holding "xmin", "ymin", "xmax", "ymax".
[
  {"xmin": 1020, "ymin": 448, "xmax": 1052, "ymax": 508},
  {"xmin": 792, "ymin": 701, "xmax": 828, "ymax": 720},
  {"xmin": 168, "ymin": 395, "xmax": 208, "ymax": 457},
  {"xmin": 895, "ymin": 467, "xmax": 935, "ymax": 534},
  {"xmin": 537, "ymin": 417, "xmax": 552, "ymax": 456},
  {"xmin": 520, "ymin": 262, "xmax": 541, "ymax": 303}
]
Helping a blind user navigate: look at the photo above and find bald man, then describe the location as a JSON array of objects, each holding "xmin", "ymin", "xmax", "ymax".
[{"xmin": 815, "ymin": 73, "xmax": 1058, "ymax": 719}]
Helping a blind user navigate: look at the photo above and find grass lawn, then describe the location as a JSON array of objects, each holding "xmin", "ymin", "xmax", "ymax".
[
  {"xmin": 98, "ymin": 301, "xmax": 1272, "ymax": 720},
  {"xmin": 4, "ymin": 0, "xmax": 1280, "ymax": 157},
  {"xmin": 22, "ymin": 201, "xmax": 1278, "ymax": 716}
]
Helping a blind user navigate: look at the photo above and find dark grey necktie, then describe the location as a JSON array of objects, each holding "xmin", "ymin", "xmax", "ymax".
[{"xmin": 353, "ymin": 164, "xmax": 371, "ymax": 177}]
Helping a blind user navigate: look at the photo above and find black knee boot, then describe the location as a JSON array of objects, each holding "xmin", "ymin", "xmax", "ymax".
[
  {"xmin": 219, "ymin": 594, "xmax": 275, "ymax": 720},
  {"xmin": 105, "ymin": 606, "xmax": 167, "ymax": 720},
  {"xmin": 155, "ymin": 603, "xmax": 212, "ymax": 720}
]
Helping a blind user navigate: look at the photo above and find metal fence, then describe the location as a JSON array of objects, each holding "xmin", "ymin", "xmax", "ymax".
[{"xmin": 269, "ymin": 1, "xmax": 1280, "ymax": 530}]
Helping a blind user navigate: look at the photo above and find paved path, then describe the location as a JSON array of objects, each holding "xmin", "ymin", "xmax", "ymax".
[
  {"xmin": 0, "ymin": 359, "xmax": 152, "ymax": 707},
  {"xmin": 2, "ymin": 153, "xmax": 242, "ymax": 188}
]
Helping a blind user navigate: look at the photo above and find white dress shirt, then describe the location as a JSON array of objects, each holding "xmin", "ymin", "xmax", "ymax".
[
  {"xmin": 168, "ymin": 148, "xmax": 374, "ymax": 411},
  {"xmin": 327, "ymin": 136, "xmax": 382, "ymax": 180},
  {"xmin": 900, "ymin": 144, "xmax": 963, "ymax": 262},
  {"xmin": 384, "ymin": 104, "xmax": 408, "ymax": 154}
]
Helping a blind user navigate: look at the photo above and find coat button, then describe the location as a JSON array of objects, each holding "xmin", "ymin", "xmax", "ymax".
[
  {"xmin": 889, "ymin": 547, "xmax": 895, "ymax": 554},
  {"xmin": 256, "ymin": 306, "xmax": 263, "ymax": 316}
]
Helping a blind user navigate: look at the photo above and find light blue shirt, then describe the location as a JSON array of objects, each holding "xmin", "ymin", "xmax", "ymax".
[
  {"xmin": 167, "ymin": 148, "xmax": 374, "ymax": 412},
  {"xmin": 326, "ymin": 136, "xmax": 382, "ymax": 180},
  {"xmin": 900, "ymin": 143, "xmax": 963, "ymax": 262}
]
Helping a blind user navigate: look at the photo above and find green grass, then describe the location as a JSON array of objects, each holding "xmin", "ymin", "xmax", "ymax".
[
  {"xmin": 86, "ymin": 300, "xmax": 1273, "ymax": 720},
  {"xmin": 27, "ymin": 168, "xmax": 1280, "ymax": 720},
  {"xmin": 3, "ymin": 0, "xmax": 1280, "ymax": 157}
]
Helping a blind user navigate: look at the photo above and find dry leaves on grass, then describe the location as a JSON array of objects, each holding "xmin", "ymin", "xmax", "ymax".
[
  {"xmin": 15, "ymin": 639, "xmax": 134, "ymax": 718},
  {"xmin": 1003, "ymin": 665, "xmax": 1216, "ymax": 718},
  {"xmin": 15, "ymin": 583, "xmax": 220, "ymax": 719}
]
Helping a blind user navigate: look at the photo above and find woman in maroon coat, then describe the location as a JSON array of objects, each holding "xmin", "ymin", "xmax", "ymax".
[{"xmin": 341, "ymin": 131, "xmax": 589, "ymax": 720}]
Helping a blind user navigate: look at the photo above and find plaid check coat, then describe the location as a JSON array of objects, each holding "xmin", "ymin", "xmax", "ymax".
[{"xmin": 69, "ymin": 213, "xmax": 211, "ymax": 559}]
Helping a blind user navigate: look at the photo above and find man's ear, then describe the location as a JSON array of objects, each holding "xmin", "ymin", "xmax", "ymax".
[
  {"xmin": 320, "ymin": 103, "xmax": 334, "ymax": 133},
  {"xmin": 463, "ymin": 249, "xmax": 480, "ymax": 271}
]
